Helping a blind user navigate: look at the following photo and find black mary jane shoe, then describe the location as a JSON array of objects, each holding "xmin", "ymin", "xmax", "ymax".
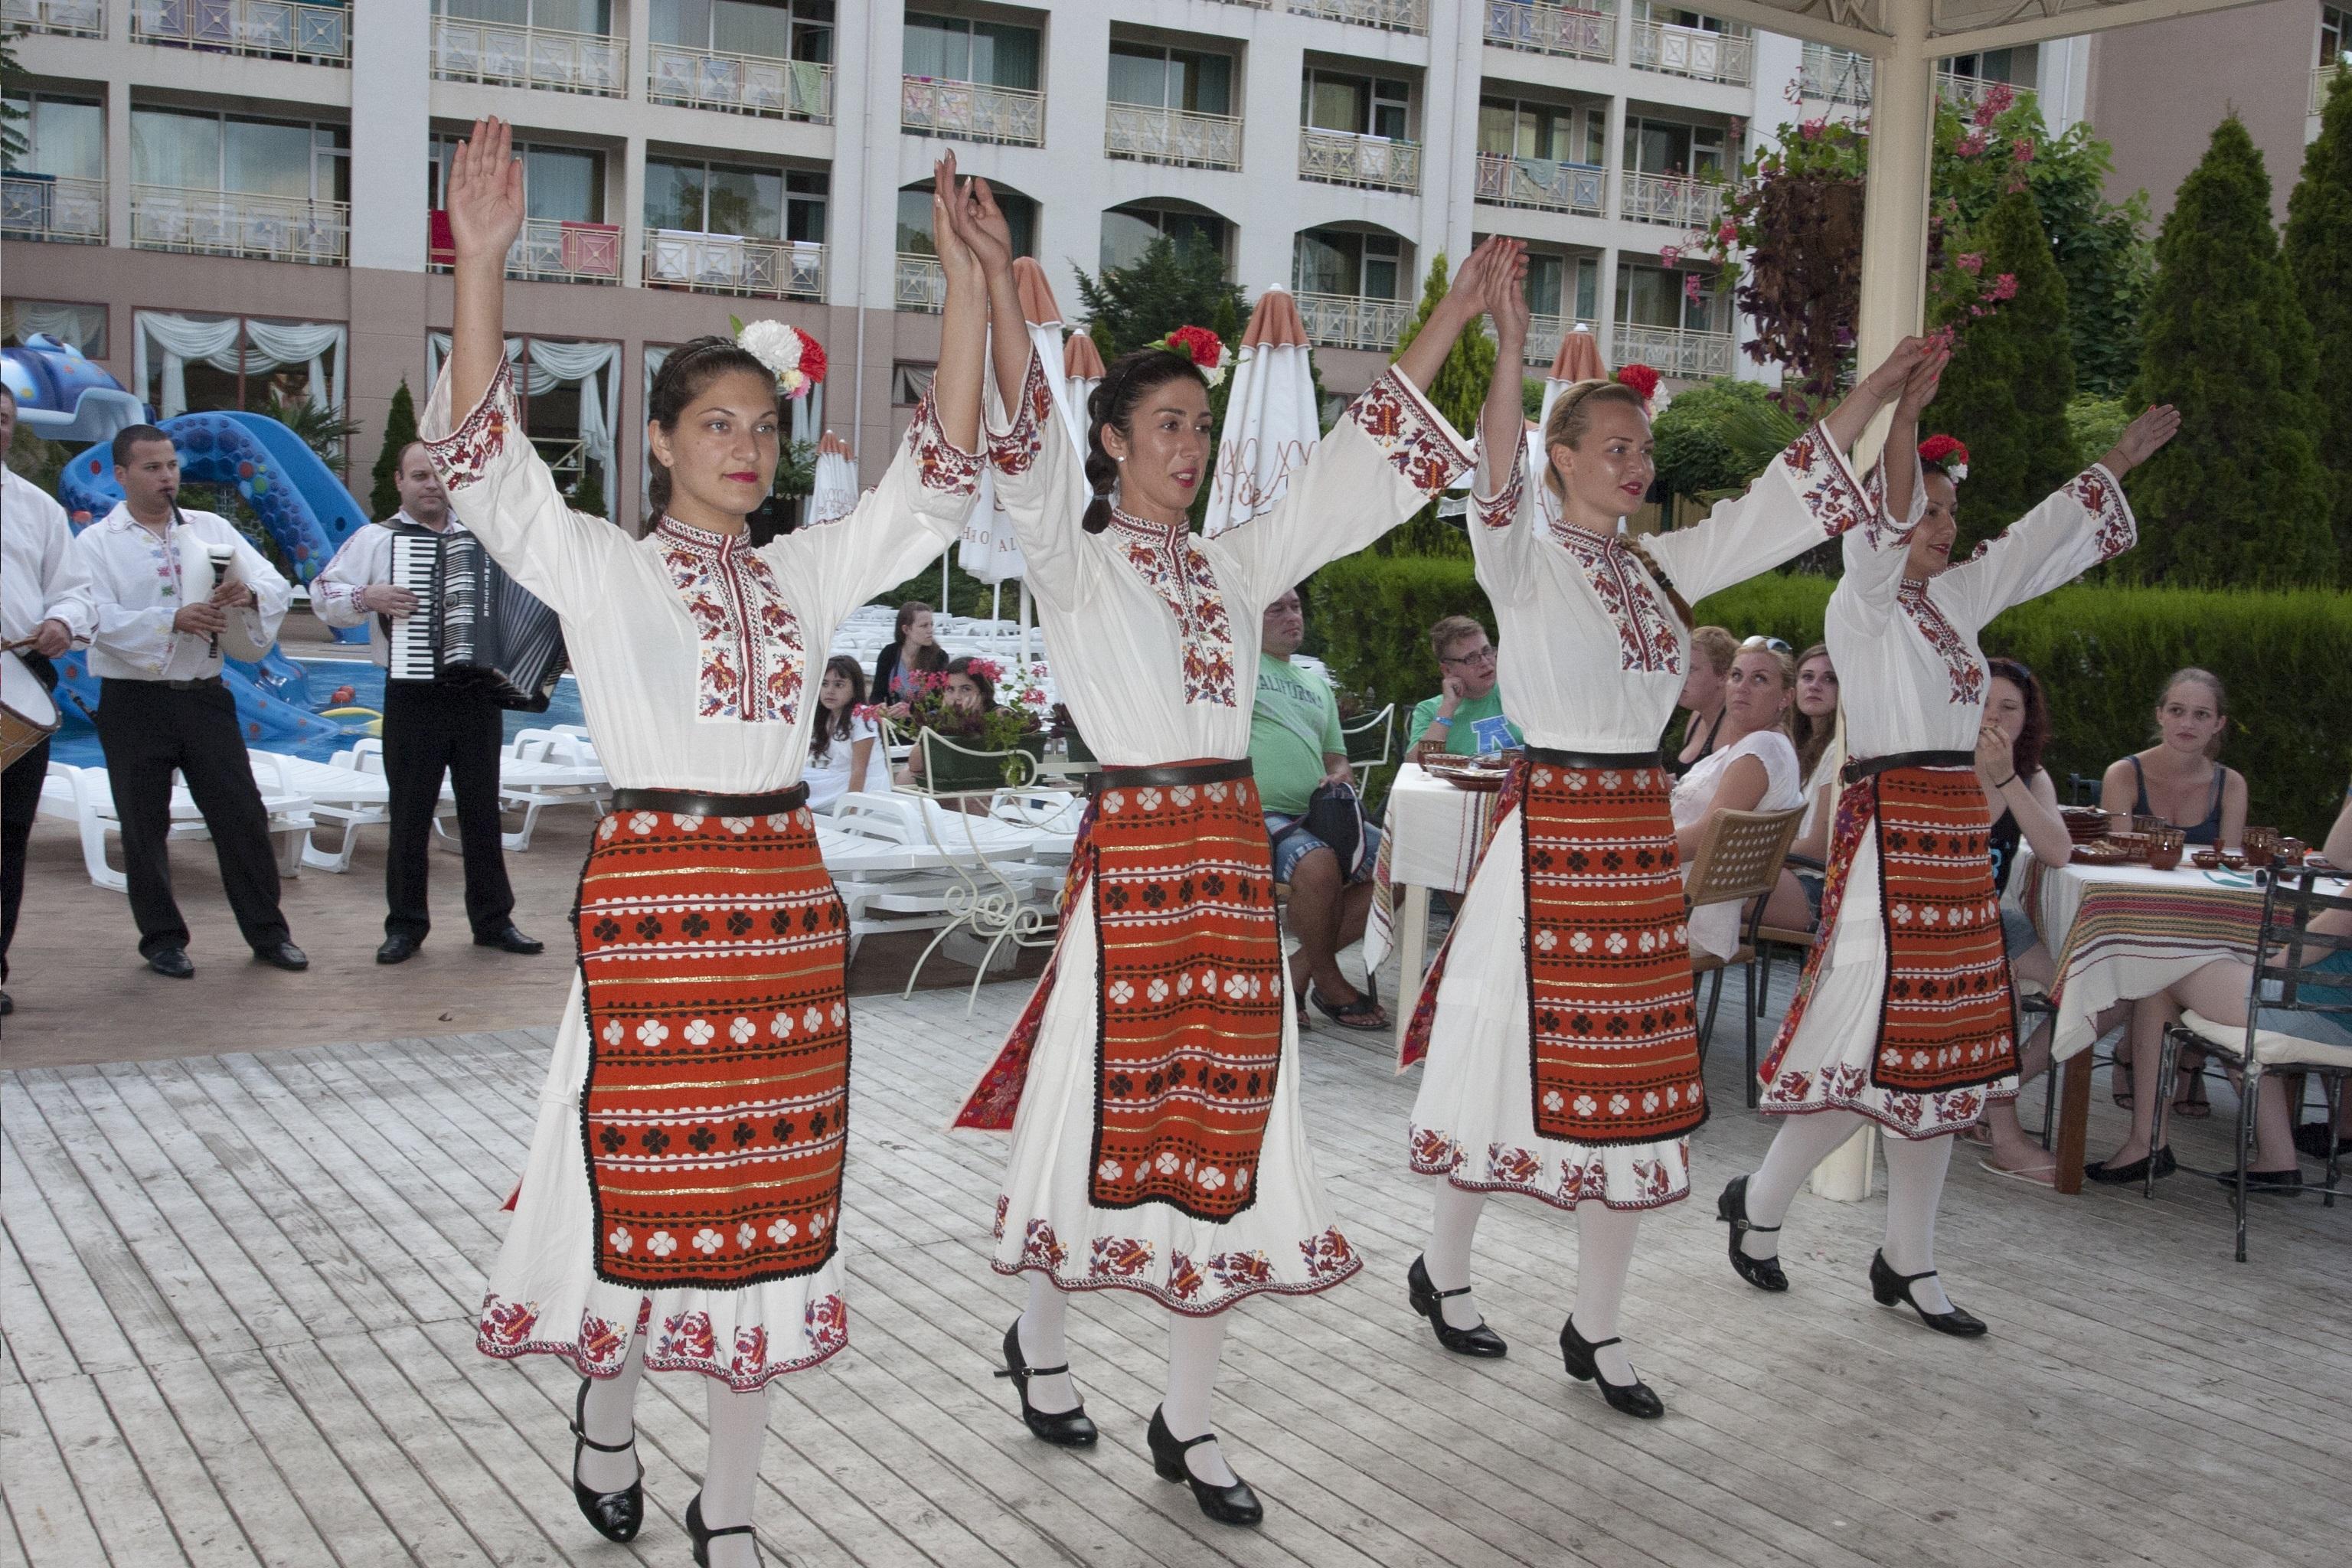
[
  {"xmin": 994, "ymin": 1321, "xmax": 1098, "ymax": 1446},
  {"xmin": 1557, "ymin": 1318, "xmax": 1665, "ymax": 1419},
  {"xmin": 1406, "ymin": 1255, "xmax": 1508, "ymax": 1357},
  {"xmin": 568, "ymin": 1379, "xmax": 643, "ymax": 1543},
  {"xmin": 1868, "ymin": 1250, "xmax": 1987, "ymax": 1338},
  {"xmin": 1716, "ymin": 1176, "xmax": 1787, "ymax": 1293},
  {"xmin": 685, "ymin": 1493, "xmax": 760, "ymax": 1566},
  {"xmin": 1148, "ymin": 1406, "xmax": 1263, "ymax": 1526}
]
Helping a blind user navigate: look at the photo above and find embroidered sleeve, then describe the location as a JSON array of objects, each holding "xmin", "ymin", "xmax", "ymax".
[
  {"xmin": 422, "ymin": 354, "xmax": 515, "ymax": 493},
  {"xmin": 1780, "ymin": 423, "xmax": 1875, "ymax": 541},
  {"xmin": 1344, "ymin": 368, "xmax": 1475, "ymax": 499},
  {"xmin": 1474, "ymin": 429, "xmax": 1526, "ymax": 531},
  {"xmin": 1942, "ymin": 462, "xmax": 2138, "ymax": 628},
  {"xmin": 905, "ymin": 384, "xmax": 984, "ymax": 499},
  {"xmin": 985, "ymin": 349, "xmax": 1053, "ymax": 479},
  {"xmin": 2066, "ymin": 463, "xmax": 2135, "ymax": 564}
]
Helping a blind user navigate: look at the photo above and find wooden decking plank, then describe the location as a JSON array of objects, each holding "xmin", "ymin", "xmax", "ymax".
[
  {"xmin": 146, "ymin": 1354, "xmax": 341, "ymax": 1568},
  {"xmin": 23, "ymin": 1368, "xmax": 192, "ymax": 1566},
  {"xmin": 88, "ymin": 1365, "xmax": 266, "ymax": 1568},
  {"xmin": 0, "ymin": 1383, "xmax": 109, "ymax": 1567}
]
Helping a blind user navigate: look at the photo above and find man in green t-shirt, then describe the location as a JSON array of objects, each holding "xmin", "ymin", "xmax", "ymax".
[
  {"xmin": 1248, "ymin": 587, "xmax": 1385, "ymax": 1031},
  {"xmin": 1406, "ymin": 613, "xmax": 1523, "ymax": 763}
]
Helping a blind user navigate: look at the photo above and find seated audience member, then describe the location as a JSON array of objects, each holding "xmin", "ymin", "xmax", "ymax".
[
  {"xmin": 1252, "ymin": 587, "xmax": 1384, "ymax": 1031},
  {"xmin": 1669, "ymin": 641, "xmax": 1804, "ymax": 962},
  {"xmin": 1406, "ymin": 614, "xmax": 1522, "ymax": 763},
  {"xmin": 805, "ymin": 655, "xmax": 879, "ymax": 810},
  {"xmin": 895, "ymin": 655, "xmax": 996, "ymax": 791},
  {"xmin": 1668, "ymin": 623, "xmax": 1739, "ymax": 777},
  {"xmin": 873, "ymin": 599, "xmax": 946, "ymax": 714},
  {"xmin": 2099, "ymin": 667, "xmax": 2247, "ymax": 848},
  {"xmin": 1762, "ymin": 642, "xmax": 1842, "ymax": 932}
]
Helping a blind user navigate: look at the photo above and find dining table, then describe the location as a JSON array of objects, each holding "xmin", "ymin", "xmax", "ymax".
[{"xmin": 1364, "ymin": 763, "xmax": 1508, "ymax": 1055}]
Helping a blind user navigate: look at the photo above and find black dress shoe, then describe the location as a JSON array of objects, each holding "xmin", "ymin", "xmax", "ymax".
[
  {"xmin": 568, "ymin": 1379, "xmax": 642, "ymax": 1543},
  {"xmin": 993, "ymin": 1320, "xmax": 1097, "ymax": 1446},
  {"xmin": 475, "ymin": 923, "xmax": 544, "ymax": 955},
  {"xmin": 1147, "ymin": 1406, "xmax": 1263, "ymax": 1526},
  {"xmin": 376, "ymin": 933, "xmax": 422, "ymax": 965},
  {"xmin": 1406, "ymin": 1255, "xmax": 1508, "ymax": 1357},
  {"xmin": 2083, "ymin": 1146, "xmax": 2176, "ymax": 1184},
  {"xmin": 1716, "ymin": 1175, "xmax": 1787, "ymax": 1292},
  {"xmin": 252, "ymin": 941, "xmax": 309, "ymax": 972},
  {"xmin": 1558, "ymin": 1317, "xmax": 1665, "ymax": 1419},
  {"xmin": 1, "ymin": 990, "xmax": 12, "ymax": 1016},
  {"xmin": 2293, "ymin": 1122, "xmax": 2350, "ymax": 1161},
  {"xmin": 147, "ymin": 948, "xmax": 195, "ymax": 979},
  {"xmin": 2214, "ymin": 1167, "xmax": 2305, "ymax": 1197},
  {"xmin": 684, "ymin": 1492, "xmax": 759, "ymax": 1566},
  {"xmin": 1868, "ymin": 1250, "xmax": 1987, "ymax": 1337}
]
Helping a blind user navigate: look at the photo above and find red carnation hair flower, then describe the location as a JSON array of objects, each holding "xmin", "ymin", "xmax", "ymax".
[
  {"xmin": 1615, "ymin": 362, "xmax": 1661, "ymax": 401},
  {"xmin": 1165, "ymin": 325, "xmax": 1223, "ymax": 371},
  {"xmin": 1918, "ymin": 433, "xmax": 1970, "ymax": 471},
  {"xmin": 797, "ymin": 335, "xmax": 827, "ymax": 385}
]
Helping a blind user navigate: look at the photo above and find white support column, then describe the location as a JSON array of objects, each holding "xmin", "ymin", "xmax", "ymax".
[
  {"xmin": 1854, "ymin": 5, "xmax": 1936, "ymax": 462},
  {"xmin": 620, "ymin": 136, "xmax": 646, "ymax": 290},
  {"xmin": 1597, "ymin": 247, "xmax": 1622, "ymax": 368},
  {"xmin": 105, "ymin": 74, "xmax": 132, "ymax": 252},
  {"xmin": 349, "ymin": 2, "xmax": 430, "ymax": 273}
]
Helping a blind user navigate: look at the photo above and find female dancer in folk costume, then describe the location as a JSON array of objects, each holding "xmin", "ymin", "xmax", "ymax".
[
  {"xmin": 949, "ymin": 181, "xmax": 1498, "ymax": 1524},
  {"xmin": 1718, "ymin": 357, "xmax": 2178, "ymax": 1337},
  {"xmin": 427, "ymin": 122, "xmax": 985, "ymax": 1567},
  {"xmin": 1402, "ymin": 259, "xmax": 1942, "ymax": 1420}
]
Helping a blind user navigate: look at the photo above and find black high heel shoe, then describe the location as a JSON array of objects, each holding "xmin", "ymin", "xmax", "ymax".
[
  {"xmin": 1716, "ymin": 1175, "xmax": 1787, "ymax": 1293},
  {"xmin": 1406, "ymin": 1256, "xmax": 1508, "ymax": 1357},
  {"xmin": 994, "ymin": 1320, "xmax": 1099, "ymax": 1446},
  {"xmin": 685, "ymin": 1493, "xmax": 760, "ymax": 1566},
  {"xmin": 1147, "ymin": 1406, "xmax": 1263, "ymax": 1526},
  {"xmin": 1868, "ymin": 1250, "xmax": 1987, "ymax": 1338},
  {"xmin": 1557, "ymin": 1318, "xmax": 1664, "ymax": 1419},
  {"xmin": 568, "ymin": 1378, "xmax": 643, "ymax": 1543}
]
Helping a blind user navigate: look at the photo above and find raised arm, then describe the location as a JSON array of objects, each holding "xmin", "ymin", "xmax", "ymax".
[
  {"xmin": 1394, "ymin": 238, "xmax": 1508, "ymax": 395},
  {"xmin": 446, "ymin": 117, "xmax": 521, "ymax": 433},
  {"xmin": 1465, "ymin": 247, "xmax": 1544, "ymax": 608},
  {"xmin": 1874, "ymin": 343, "xmax": 1946, "ymax": 536},
  {"xmin": 1821, "ymin": 335, "xmax": 1932, "ymax": 456},
  {"xmin": 952, "ymin": 168, "xmax": 1033, "ymax": 436},
  {"xmin": 1478, "ymin": 240, "xmax": 1530, "ymax": 471}
]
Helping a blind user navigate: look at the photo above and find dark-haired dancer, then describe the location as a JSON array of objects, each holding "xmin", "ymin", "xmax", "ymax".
[
  {"xmin": 1402, "ymin": 263, "xmax": 1939, "ymax": 1420},
  {"xmin": 427, "ymin": 119, "xmax": 984, "ymax": 1567},
  {"xmin": 950, "ymin": 186, "xmax": 1494, "ymax": 1523}
]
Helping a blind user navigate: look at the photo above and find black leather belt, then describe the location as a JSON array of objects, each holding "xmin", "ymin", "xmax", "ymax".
[
  {"xmin": 611, "ymin": 783, "xmax": 808, "ymax": 816},
  {"xmin": 1841, "ymin": 749, "xmax": 1975, "ymax": 786},
  {"xmin": 1090, "ymin": 757, "xmax": 1254, "ymax": 794},
  {"xmin": 1526, "ymin": 746, "xmax": 1664, "ymax": 769}
]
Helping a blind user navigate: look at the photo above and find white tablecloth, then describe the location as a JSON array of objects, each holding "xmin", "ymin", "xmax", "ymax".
[{"xmin": 1364, "ymin": 763, "xmax": 1505, "ymax": 1048}]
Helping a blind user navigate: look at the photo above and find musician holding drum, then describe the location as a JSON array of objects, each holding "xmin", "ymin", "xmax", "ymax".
[{"xmin": 313, "ymin": 441, "xmax": 543, "ymax": 965}]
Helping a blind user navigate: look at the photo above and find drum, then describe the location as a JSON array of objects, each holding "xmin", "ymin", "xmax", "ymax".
[{"xmin": 0, "ymin": 650, "xmax": 60, "ymax": 774}]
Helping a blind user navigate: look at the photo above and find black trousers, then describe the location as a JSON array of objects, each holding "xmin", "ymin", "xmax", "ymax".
[
  {"xmin": 93, "ymin": 678, "xmax": 291, "ymax": 957},
  {"xmin": 0, "ymin": 654, "xmax": 55, "ymax": 983},
  {"xmin": 381, "ymin": 680, "xmax": 514, "ymax": 940}
]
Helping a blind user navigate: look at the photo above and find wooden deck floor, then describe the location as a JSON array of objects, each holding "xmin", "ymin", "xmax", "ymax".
[{"xmin": 4, "ymin": 974, "xmax": 2346, "ymax": 1567}]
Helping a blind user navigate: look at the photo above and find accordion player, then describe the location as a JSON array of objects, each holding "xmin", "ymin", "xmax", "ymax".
[{"xmin": 384, "ymin": 526, "xmax": 567, "ymax": 710}]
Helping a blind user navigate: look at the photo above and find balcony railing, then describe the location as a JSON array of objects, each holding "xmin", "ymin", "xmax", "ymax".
[
  {"xmin": 900, "ymin": 77, "xmax": 1046, "ymax": 147},
  {"xmin": 1620, "ymin": 170, "xmax": 1725, "ymax": 228},
  {"xmin": 0, "ymin": 0, "xmax": 105, "ymax": 37},
  {"xmin": 1, "ymin": 174, "xmax": 107, "ymax": 243},
  {"xmin": 1295, "ymin": 292, "xmax": 1413, "ymax": 352},
  {"xmin": 897, "ymin": 251, "xmax": 948, "ymax": 313},
  {"xmin": 431, "ymin": 18, "xmax": 627, "ymax": 96},
  {"xmin": 645, "ymin": 231, "xmax": 825, "ymax": 299},
  {"xmin": 1288, "ymin": 0, "xmax": 1427, "ymax": 33},
  {"xmin": 1105, "ymin": 104, "xmax": 1243, "ymax": 171},
  {"xmin": 131, "ymin": 185, "xmax": 348, "ymax": 264},
  {"xmin": 430, "ymin": 215, "xmax": 622, "ymax": 283},
  {"xmin": 131, "ymin": 0, "xmax": 349, "ymax": 64},
  {"xmin": 1298, "ymin": 129, "xmax": 1421, "ymax": 194},
  {"xmin": 2320, "ymin": 62, "xmax": 2347, "ymax": 113},
  {"xmin": 1937, "ymin": 71, "xmax": 2034, "ymax": 113},
  {"xmin": 1483, "ymin": 1, "xmax": 1614, "ymax": 64},
  {"xmin": 1614, "ymin": 323, "xmax": 1734, "ymax": 380},
  {"xmin": 1629, "ymin": 21, "xmax": 1752, "ymax": 86},
  {"xmin": 648, "ymin": 43, "xmax": 834, "ymax": 122},
  {"xmin": 1489, "ymin": 312, "xmax": 1599, "ymax": 356},
  {"xmin": 1799, "ymin": 43, "xmax": 1873, "ymax": 106},
  {"xmin": 1474, "ymin": 152, "xmax": 1605, "ymax": 216}
]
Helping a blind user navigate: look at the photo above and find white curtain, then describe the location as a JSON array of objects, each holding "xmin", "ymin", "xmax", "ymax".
[
  {"xmin": 5, "ymin": 301, "xmax": 106, "ymax": 354},
  {"xmin": 136, "ymin": 311, "xmax": 347, "ymax": 420},
  {"xmin": 429, "ymin": 331, "xmax": 619, "ymax": 505}
]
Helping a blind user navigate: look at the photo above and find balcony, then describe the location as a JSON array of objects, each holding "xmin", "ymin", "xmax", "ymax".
[
  {"xmin": 1614, "ymin": 323, "xmax": 1733, "ymax": 379},
  {"xmin": 1298, "ymin": 129, "xmax": 1421, "ymax": 194},
  {"xmin": 1288, "ymin": 0, "xmax": 1427, "ymax": 33},
  {"xmin": 131, "ymin": 185, "xmax": 348, "ymax": 264},
  {"xmin": 1489, "ymin": 312, "xmax": 1599, "ymax": 356},
  {"xmin": 131, "ymin": 0, "xmax": 349, "ymax": 64},
  {"xmin": 428, "ymin": 214, "xmax": 622, "ymax": 283},
  {"xmin": 897, "ymin": 252, "xmax": 949, "ymax": 313},
  {"xmin": 1620, "ymin": 170, "xmax": 1725, "ymax": 228},
  {"xmin": 1474, "ymin": 153, "xmax": 1605, "ymax": 216},
  {"xmin": 1938, "ymin": 71, "xmax": 2034, "ymax": 113},
  {"xmin": 1798, "ymin": 42, "xmax": 1872, "ymax": 106},
  {"xmin": 0, "ymin": 0, "xmax": 104, "ymax": 36},
  {"xmin": 1629, "ymin": 21, "xmax": 1752, "ymax": 87},
  {"xmin": 2320, "ymin": 63, "xmax": 2347, "ymax": 114},
  {"xmin": 431, "ymin": 18, "xmax": 627, "ymax": 96},
  {"xmin": 900, "ymin": 78, "xmax": 1046, "ymax": 148},
  {"xmin": 1483, "ymin": 2, "xmax": 1614, "ymax": 64},
  {"xmin": 1, "ymin": 174, "xmax": 107, "ymax": 243},
  {"xmin": 1104, "ymin": 104, "xmax": 1243, "ymax": 172},
  {"xmin": 645, "ymin": 231, "xmax": 824, "ymax": 299},
  {"xmin": 648, "ymin": 43, "xmax": 834, "ymax": 122},
  {"xmin": 1295, "ymin": 292, "xmax": 1413, "ymax": 352}
]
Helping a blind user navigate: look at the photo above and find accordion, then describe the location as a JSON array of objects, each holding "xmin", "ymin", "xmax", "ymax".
[{"xmin": 385, "ymin": 529, "xmax": 567, "ymax": 711}]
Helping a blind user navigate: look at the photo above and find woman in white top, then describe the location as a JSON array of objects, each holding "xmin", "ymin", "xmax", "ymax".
[
  {"xmin": 803, "ymin": 655, "xmax": 877, "ymax": 810},
  {"xmin": 946, "ymin": 179, "xmax": 1490, "ymax": 1524},
  {"xmin": 1720, "ymin": 354, "xmax": 2178, "ymax": 1338},
  {"xmin": 1672, "ymin": 641, "xmax": 1805, "ymax": 963},
  {"xmin": 428, "ymin": 121, "xmax": 985, "ymax": 1568}
]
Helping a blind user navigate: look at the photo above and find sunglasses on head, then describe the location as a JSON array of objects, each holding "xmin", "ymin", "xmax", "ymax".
[{"xmin": 1740, "ymin": 635, "xmax": 1792, "ymax": 655}]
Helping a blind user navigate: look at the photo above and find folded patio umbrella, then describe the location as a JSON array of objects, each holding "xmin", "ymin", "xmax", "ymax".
[
  {"xmin": 809, "ymin": 428, "xmax": 858, "ymax": 527},
  {"xmin": 1530, "ymin": 324, "xmax": 1609, "ymax": 524},
  {"xmin": 1204, "ymin": 287, "xmax": 1319, "ymax": 539}
]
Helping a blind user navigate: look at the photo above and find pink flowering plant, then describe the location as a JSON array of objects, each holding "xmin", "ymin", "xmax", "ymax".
[{"xmin": 899, "ymin": 658, "xmax": 1050, "ymax": 759}]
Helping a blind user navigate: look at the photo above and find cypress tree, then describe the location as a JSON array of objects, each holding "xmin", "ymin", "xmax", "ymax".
[
  {"xmin": 369, "ymin": 378, "xmax": 420, "ymax": 522},
  {"xmin": 1374, "ymin": 253, "xmax": 1494, "ymax": 557},
  {"xmin": 2285, "ymin": 70, "xmax": 2352, "ymax": 579},
  {"xmin": 1928, "ymin": 186, "xmax": 2078, "ymax": 557},
  {"xmin": 2128, "ymin": 116, "xmax": 2335, "ymax": 587}
]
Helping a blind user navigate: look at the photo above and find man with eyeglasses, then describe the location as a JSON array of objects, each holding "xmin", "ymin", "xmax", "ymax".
[{"xmin": 1406, "ymin": 615, "xmax": 1522, "ymax": 766}]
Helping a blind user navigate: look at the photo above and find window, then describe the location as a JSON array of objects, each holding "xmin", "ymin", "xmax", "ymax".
[
  {"xmin": 131, "ymin": 109, "xmax": 349, "ymax": 202},
  {"xmin": 903, "ymin": 14, "xmax": 1040, "ymax": 90},
  {"xmin": 435, "ymin": 0, "xmax": 612, "ymax": 31},
  {"xmin": 1615, "ymin": 263, "xmax": 1726, "ymax": 333},
  {"xmin": 897, "ymin": 182, "xmax": 1033, "ymax": 256},
  {"xmin": 1634, "ymin": 2, "xmax": 1729, "ymax": 31},
  {"xmin": 1528, "ymin": 253, "xmax": 1566, "ymax": 319},
  {"xmin": 431, "ymin": 135, "xmax": 605, "ymax": 222},
  {"xmin": 2328, "ymin": 6, "xmax": 2350, "ymax": 65},
  {"xmin": 3, "ymin": 300, "xmax": 107, "ymax": 358},
  {"xmin": 1100, "ymin": 205, "xmax": 1229, "ymax": 272},
  {"xmin": 2, "ymin": 93, "xmax": 103, "ymax": 181},
  {"xmin": 1292, "ymin": 227, "xmax": 1402, "ymax": 299},
  {"xmin": 1109, "ymin": 43, "xmax": 1233, "ymax": 116},
  {"xmin": 1574, "ymin": 256, "xmax": 1598, "ymax": 322},
  {"xmin": 1622, "ymin": 116, "xmax": 1725, "ymax": 178},
  {"xmin": 647, "ymin": 157, "xmax": 825, "ymax": 240},
  {"xmin": 1477, "ymin": 97, "xmax": 1597, "ymax": 164},
  {"xmin": 137, "ymin": 312, "xmax": 346, "ymax": 420},
  {"xmin": 1302, "ymin": 70, "xmax": 1410, "ymax": 139},
  {"xmin": 1943, "ymin": 47, "xmax": 2030, "ymax": 86},
  {"xmin": 652, "ymin": 0, "xmax": 835, "ymax": 63},
  {"xmin": 892, "ymin": 361, "xmax": 936, "ymax": 406}
]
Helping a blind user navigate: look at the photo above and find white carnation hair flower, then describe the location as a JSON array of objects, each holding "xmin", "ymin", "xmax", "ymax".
[{"xmin": 736, "ymin": 318, "xmax": 805, "ymax": 380}]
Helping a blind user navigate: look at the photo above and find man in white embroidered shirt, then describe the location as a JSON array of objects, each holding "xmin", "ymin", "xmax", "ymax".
[
  {"xmin": 312, "ymin": 442, "xmax": 540, "ymax": 964},
  {"xmin": 66, "ymin": 424, "xmax": 306, "ymax": 978}
]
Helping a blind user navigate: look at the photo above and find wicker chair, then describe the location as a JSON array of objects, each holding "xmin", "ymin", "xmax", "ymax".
[{"xmin": 1684, "ymin": 805, "xmax": 1807, "ymax": 1104}]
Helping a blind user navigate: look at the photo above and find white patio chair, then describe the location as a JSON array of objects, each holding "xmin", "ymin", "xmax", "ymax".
[{"xmin": 39, "ymin": 760, "xmax": 315, "ymax": 893}]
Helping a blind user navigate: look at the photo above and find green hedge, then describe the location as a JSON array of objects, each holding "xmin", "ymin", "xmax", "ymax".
[{"xmin": 1310, "ymin": 557, "xmax": 2352, "ymax": 838}]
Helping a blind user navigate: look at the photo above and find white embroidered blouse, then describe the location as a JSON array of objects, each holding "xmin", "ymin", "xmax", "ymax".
[
  {"xmin": 1467, "ymin": 426, "xmax": 1875, "ymax": 753},
  {"xmin": 984, "ymin": 349, "xmax": 1473, "ymax": 766},
  {"xmin": 418, "ymin": 357, "xmax": 981, "ymax": 792}
]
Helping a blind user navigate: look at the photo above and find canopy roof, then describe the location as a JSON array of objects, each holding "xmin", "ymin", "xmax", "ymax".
[{"xmin": 1706, "ymin": 0, "xmax": 2274, "ymax": 57}]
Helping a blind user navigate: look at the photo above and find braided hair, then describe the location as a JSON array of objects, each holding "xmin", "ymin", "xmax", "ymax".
[
  {"xmin": 645, "ymin": 335, "xmax": 779, "ymax": 528},
  {"xmin": 1538, "ymin": 378, "xmax": 1693, "ymax": 632},
  {"xmin": 1081, "ymin": 347, "xmax": 1207, "ymax": 534}
]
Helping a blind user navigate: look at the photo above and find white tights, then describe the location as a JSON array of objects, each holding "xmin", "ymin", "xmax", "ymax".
[
  {"xmin": 1742, "ymin": 1112, "xmax": 1957, "ymax": 1314},
  {"xmin": 1421, "ymin": 1179, "xmax": 1646, "ymax": 1383},
  {"xmin": 1017, "ymin": 1274, "xmax": 1240, "ymax": 1486},
  {"xmin": 573, "ymin": 1330, "xmax": 772, "ymax": 1568}
]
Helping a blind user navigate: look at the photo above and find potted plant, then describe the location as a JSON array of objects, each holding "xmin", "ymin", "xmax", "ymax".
[{"xmin": 900, "ymin": 658, "xmax": 1047, "ymax": 791}]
